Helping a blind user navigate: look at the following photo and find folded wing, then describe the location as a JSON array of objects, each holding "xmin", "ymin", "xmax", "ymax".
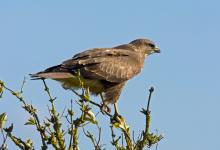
[{"xmin": 62, "ymin": 48, "xmax": 142, "ymax": 83}]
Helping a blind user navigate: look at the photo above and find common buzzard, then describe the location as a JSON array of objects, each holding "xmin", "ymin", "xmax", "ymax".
[{"xmin": 31, "ymin": 38, "xmax": 160, "ymax": 116}]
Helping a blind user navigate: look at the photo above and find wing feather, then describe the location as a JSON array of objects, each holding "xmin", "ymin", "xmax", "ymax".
[{"xmin": 62, "ymin": 48, "xmax": 142, "ymax": 83}]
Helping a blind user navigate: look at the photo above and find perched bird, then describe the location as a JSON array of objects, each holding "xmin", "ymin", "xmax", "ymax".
[{"xmin": 31, "ymin": 38, "xmax": 160, "ymax": 116}]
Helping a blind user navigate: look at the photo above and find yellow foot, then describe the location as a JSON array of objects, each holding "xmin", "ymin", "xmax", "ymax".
[{"xmin": 111, "ymin": 112, "xmax": 123, "ymax": 124}]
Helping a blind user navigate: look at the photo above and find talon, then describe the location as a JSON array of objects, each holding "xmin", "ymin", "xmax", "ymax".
[
  {"xmin": 111, "ymin": 112, "xmax": 123, "ymax": 124},
  {"xmin": 113, "ymin": 112, "xmax": 122, "ymax": 120}
]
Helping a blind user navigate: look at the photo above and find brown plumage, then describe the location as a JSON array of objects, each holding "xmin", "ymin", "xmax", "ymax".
[{"xmin": 31, "ymin": 38, "xmax": 160, "ymax": 115}]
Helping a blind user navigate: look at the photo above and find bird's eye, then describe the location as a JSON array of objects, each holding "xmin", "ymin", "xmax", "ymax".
[{"xmin": 148, "ymin": 43, "xmax": 155, "ymax": 48}]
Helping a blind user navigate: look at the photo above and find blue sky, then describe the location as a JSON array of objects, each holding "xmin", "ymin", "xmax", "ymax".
[{"xmin": 0, "ymin": 0, "xmax": 220, "ymax": 149}]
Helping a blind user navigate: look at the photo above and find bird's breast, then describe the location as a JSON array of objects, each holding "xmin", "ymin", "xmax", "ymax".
[{"xmin": 55, "ymin": 77, "xmax": 105, "ymax": 94}]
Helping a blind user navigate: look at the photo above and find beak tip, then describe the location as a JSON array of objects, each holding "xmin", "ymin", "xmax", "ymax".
[{"xmin": 155, "ymin": 48, "xmax": 161, "ymax": 53}]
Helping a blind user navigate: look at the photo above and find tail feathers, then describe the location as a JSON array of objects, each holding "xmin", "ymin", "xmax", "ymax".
[
  {"xmin": 29, "ymin": 74, "xmax": 44, "ymax": 80},
  {"xmin": 30, "ymin": 72, "xmax": 74, "ymax": 79},
  {"xmin": 30, "ymin": 65, "xmax": 74, "ymax": 80}
]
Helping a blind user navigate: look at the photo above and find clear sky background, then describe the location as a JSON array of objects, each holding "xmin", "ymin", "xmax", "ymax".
[{"xmin": 0, "ymin": 0, "xmax": 220, "ymax": 150}]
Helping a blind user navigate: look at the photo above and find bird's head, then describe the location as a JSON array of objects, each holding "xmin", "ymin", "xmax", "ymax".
[{"xmin": 129, "ymin": 38, "xmax": 160, "ymax": 56}]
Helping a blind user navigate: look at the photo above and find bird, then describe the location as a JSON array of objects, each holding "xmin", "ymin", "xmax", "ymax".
[{"xmin": 31, "ymin": 38, "xmax": 160, "ymax": 116}]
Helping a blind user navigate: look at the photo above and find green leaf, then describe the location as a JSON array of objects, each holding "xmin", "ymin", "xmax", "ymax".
[
  {"xmin": 112, "ymin": 116, "xmax": 129, "ymax": 131},
  {"xmin": 84, "ymin": 87, "xmax": 90, "ymax": 101},
  {"xmin": 0, "ymin": 112, "xmax": 7, "ymax": 128},
  {"xmin": 4, "ymin": 124, "xmax": 13, "ymax": 133},
  {"xmin": 25, "ymin": 138, "xmax": 33, "ymax": 148},
  {"xmin": 68, "ymin": 109, "xmax": 74, "ymax": 116},
  {"xmin": 25, "ymin": 117, "xmax": 36, "ymax": 125},
  {"xmin": 84, "ymin": 110, "xmax": 97, "ymax": 124},
  {"xmin": 0, "ymin": 80, "xmax": 4, "ymax": 98}
]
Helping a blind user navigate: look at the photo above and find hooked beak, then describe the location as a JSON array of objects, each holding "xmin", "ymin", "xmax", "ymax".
[{"xmin": 154, "ymin": 46, "xmax": 160, "ymax": 53}]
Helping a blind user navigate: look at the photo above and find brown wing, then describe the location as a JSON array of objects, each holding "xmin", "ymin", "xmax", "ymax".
[
  {"xmin": 62, "ymin": 48, "xmax": 142, "ymax": 83},
  {"xmin": 31, "ymin": 45, "xmax": 143, "ymax": 83}
]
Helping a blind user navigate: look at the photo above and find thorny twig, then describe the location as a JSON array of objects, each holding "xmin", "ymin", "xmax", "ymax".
[
  {"xmin": 0, "ymin": 79, "xmax": 48, "ymax": 150},
  {"xmin": 70, "ymin": 73, "xmax": 163, "ymax": 150},
  {"xmin": 67, "ymin": 99, "xmax": 74, "ymax": 150},
  {"xmin": 42, "ymin": 79, "xmax": 66, "ymax": 150},
  {"xmin": 0, "ymin": 76, "xmax": 163, "ymax": 150},
  {"xmin": 70, "ymin": 89, "xmax": 113, "ymax": 118},
  {"xmin": 82, "ymin": 124, "xmax": 102, "ymax": 150},
  {"xmin": 4, "ymin": 124, "xmax": 34, "ymax": 150},
  {"xmin": 134, "ymin": 87, "xmax": 163, "ymax": 150},
  {"xmin": 0, "ymin": 128, "xmax": 8, "ymax": 149}
]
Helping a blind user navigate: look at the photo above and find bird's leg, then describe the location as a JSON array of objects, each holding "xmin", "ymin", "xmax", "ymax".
[
  {"xmin": 100, "ymin": 93, "xmax": 111, "ymax": 113},
  {"xmin": 111, "ymin": 103, "xmax": 123, "ymax": 124},
  {"xmin": 114, "ymin": 103, "xmax": 120, "ymax": 116},
  {"xmin": 113, "ymin": 103, "xmax": 122, "ymax": 119}
]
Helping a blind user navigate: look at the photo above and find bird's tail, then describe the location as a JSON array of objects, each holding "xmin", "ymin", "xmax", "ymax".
[{"xmin": 30, "ymin": 65, "xmax": 74, "ymax": 80}]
